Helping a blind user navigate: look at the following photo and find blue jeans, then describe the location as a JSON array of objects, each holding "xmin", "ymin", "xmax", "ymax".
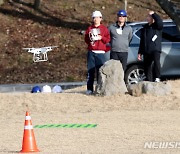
[{"xmin": 87, "ymin": 51, "xmax": 107, "ymax": 92}]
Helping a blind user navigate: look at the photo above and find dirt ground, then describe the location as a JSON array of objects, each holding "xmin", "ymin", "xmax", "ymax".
[{"xmin": 0, "ymin": 80, "xmax": 180, "ymax": 154}]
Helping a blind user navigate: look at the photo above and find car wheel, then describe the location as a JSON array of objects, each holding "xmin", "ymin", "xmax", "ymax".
[{"xmin": 125, "ymin": 65, "xmax": 146, "ymax": 85}]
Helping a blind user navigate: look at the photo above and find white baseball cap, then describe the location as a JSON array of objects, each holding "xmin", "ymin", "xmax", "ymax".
[
  {"xmin": 92, "ymin": 11, "xmax": 102, "ymax": 18},
  {"xmin": 52, "ymin": 85, "xmax": 63, "ymax": 93},
  {"xmin": 42, "ymin": 85, "xmax": 52, "ymax": 93}
]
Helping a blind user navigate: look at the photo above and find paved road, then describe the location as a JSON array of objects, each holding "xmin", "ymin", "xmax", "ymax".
[{"xmin": 0, "ymin": 82, "xmax": 86, "ymax": 93}]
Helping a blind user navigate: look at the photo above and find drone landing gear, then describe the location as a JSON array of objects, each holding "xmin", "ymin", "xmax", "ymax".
[{"xmin": 33, "ymin": 53, "xmax": 48, "ymax": 62}]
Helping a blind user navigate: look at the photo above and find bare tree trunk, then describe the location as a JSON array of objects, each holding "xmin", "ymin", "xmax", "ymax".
[
  {"xmin": 125, "ymin": 0, "xmax": 127, "ymax": 22},
  {"xmin": 125, "ymin": 0, "xmax": 127, "ymax": 11},
  {"xmin": 34, "ymin": 0, "xmax": 41, "ymax": 10},
  {"xmin": 0, "ymin": 0, "xmax": 4, "ymax": 6},
  {"xmin": 156, "ymin": 0, "xmax": 180, "ymax": 32}
]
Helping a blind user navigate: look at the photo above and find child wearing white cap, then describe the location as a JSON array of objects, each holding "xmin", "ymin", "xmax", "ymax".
[{"xmin": 85, "ymin": 10, "xmax": 110, "ymax": 95}]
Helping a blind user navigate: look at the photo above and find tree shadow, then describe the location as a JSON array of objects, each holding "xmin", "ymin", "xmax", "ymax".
[
  {"xmin": 128, "ymin": 0, "xmax": 163, "ymax": 14},
  {"xmin": 0, "ymin": 0, "xmax": 89, "ymax": 30}
]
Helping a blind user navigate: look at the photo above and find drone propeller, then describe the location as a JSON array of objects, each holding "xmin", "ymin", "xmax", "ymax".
[
  {"xmin": 23, "ymin": 48, "xmax": 36, "ymax": 50},
  {"xmin": 41, "ymin": 46, "xmax": 58, "ymax": 49}
]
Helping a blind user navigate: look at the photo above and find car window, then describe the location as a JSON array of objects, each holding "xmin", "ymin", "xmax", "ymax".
[
  {"xmin": 135, "ymin": 28, "xmax": 142, "ymax": 38},
  {"xmin": 130, "ymin": 27, "xmax": 143, "ymax": 44},
  {"xmin": 162, "ymin": 26, "xmax": 180, "ymax": 42},
  {"xmin": 134, "ymin": 25, "xmax": 180, "ymax": 43}
]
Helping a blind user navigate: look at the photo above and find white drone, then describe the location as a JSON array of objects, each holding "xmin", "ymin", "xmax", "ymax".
[{"xmin": 23, "ymin": 46, "xmax": 58, "ymax": 62}]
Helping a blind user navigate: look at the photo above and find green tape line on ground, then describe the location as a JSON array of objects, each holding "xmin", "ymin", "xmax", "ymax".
[{"xmin": 34, "ymin": 124, "xmax": 97, "ymax": 128}]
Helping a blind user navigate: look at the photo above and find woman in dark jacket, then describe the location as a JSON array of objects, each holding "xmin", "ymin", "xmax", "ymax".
[{"xmin": 138, "ymin": 11, "xmax": 163, "ymax": 82}]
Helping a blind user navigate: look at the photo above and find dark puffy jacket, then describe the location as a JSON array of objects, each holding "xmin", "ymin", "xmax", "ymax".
[{"xmin": 138, "ymin": 13, "xmax": 163, "ymax": 54}]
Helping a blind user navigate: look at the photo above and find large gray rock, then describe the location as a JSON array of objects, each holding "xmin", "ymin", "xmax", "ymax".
[
  {"xmin": 128, "ymin": 81, "xmax": 172, "ymax": 96},
  {"xmin": 95, "ymin": 59, "xmax": 127, "ymax": 96}
]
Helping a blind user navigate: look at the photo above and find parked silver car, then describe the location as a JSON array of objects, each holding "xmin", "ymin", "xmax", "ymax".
[{"xmin": 125, "ymin": 20, "xmax": 180, "ymax": 84}]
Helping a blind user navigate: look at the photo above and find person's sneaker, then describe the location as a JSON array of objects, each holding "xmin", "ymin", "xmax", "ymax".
[
  {"xmin": 86, "ymin": 90, "xmax": 93, "ymax": 95},
  {"xmin": 155, "ymin": 78, "xmax": 160, "ymax": 82}
]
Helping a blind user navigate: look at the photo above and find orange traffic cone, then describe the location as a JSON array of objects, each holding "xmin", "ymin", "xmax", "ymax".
[{"xmin": 20, "ymin": 111, "xmax": 40, "ymax": 153}]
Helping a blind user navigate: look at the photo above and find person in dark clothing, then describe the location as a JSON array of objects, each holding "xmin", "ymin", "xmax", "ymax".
[{"xmin": 138, "ymin": 11, "xmax": 163, "ymax": 82}]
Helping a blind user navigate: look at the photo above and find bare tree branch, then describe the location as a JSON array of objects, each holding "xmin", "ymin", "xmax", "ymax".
[{"xmin": 156, "ymin": 0, "xmax": 180, "ymax": 32}]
